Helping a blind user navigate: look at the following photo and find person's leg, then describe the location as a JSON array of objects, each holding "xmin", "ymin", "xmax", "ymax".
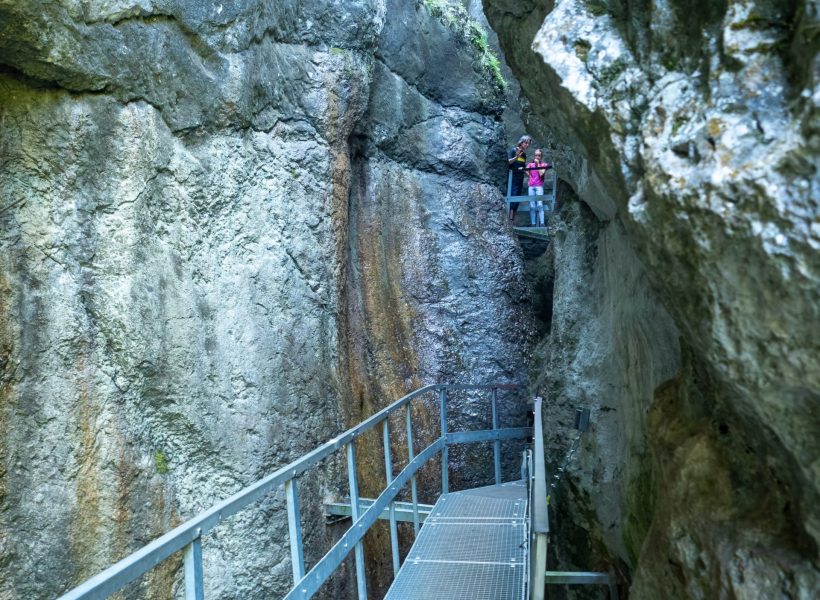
[
  {"xmin": 534, "ymin": 186, "xmax": 544, "ymax": 225},
  {"xmin": 528, "ymin": 186, "xmax": 537, "ymax": 225}
]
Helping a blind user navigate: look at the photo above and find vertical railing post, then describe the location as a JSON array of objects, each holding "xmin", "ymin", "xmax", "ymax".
[
  {"xmin": 183, "ymin": 535, "xmax": 204, "ymax": 600},
  {"xmin": 440, "ymin": 388, "xmax": 449, "ymax": 495},
  {"xmin": 383, "ymin": 420, "xmax": 400, "ymax": 576},
  {"xmin": 608, "ymin": 569, "xmax": 620, "ymax": 600},
  {"xmin": 285, "ymin": 479, "xmax": 305, "ymax": 584},
  {"xmin": 506, "ymin": 171, "xmax": 514, "ymax": 217},
  {"xmin": 531, "ymin": 397, "xmax": 548, "ymax": 600},
  {"xmin": 347, "ymin": 442, "xmax": 367, "ymax": 600},
  {"xmin": 492, "ymin": 387, "xmax": 501, "ymax": 485},
  {"xmin": 405, "ymin": 403, "xmax": 420, "ymax": 535}
]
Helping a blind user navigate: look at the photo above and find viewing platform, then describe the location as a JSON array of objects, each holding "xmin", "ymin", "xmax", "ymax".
[{"xmin": 505, "ymin": 167, "xmax": 558, "ymax": 243}]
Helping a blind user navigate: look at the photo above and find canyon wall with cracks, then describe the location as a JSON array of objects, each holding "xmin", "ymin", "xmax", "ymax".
[{"xmin": 0, "ymin": 1, "xmax": 534, "ymax": 597}]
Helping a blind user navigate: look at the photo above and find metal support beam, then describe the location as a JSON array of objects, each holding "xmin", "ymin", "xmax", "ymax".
[
  {"xmin": 406, "ymin": 403, "xmax": 420, "ymax": 535},
  {"xmin": 513, "ymin": 226, "xmax": 551, "ymax": 240},
  {"xmin": 285, "ymin": 479, "xmax": 305, "ymax": 584},
  {"xmin": 440, "ymin": 388, "xmax": 448, "ymax": 495},
  {"xmin": 609, "ymin": 570, "xmax": 620, "ymax": 600},
  {"xmin": 183, "ymin": 536, "xmax": 204, "ymax": 600},
  {"xmin": 492, "ymin": 387, "xmax": 501, "ymax": 485},
  {"xmin": 446, "ymin": 427, "xmax": 532, "ymax": 445},
  {"xmin": 545, "ymin": 571, "xmax": 611, "ymax": 584},
  {"xmin": 325, "ymin": 499, "xmax": 433, "ymax": 523},
  {"xmin": 544, "ymin": 571, "xmax": 619, "ymax": 600},
  {"xmin": 383, "ymin": 420, "xmax": 400, "ymax": 576},
  {"xmin": 347, "ymin": 442, "xmax": 367, "ymax": 600}
]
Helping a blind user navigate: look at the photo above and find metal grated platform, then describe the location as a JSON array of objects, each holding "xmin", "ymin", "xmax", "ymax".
[{"xmin": 384, "ymin": 481, "xmax": 528, "ymax": 600}]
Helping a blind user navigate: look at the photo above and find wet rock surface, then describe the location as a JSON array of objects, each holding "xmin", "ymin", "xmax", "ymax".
[
  {"xmin": 0, "ymin": 1, "xmax": 532, "ymax": 598},
  {"xmin": 485, "ymin": 0, "xmax": 819, "ymax": 596}
]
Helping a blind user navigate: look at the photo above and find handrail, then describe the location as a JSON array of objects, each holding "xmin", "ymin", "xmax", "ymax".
[
  {"xmin": 57, "ymin": 383, "xmax": 526, "ymax": 600},
  {"xmin": 505, "ymin": 170, "xmax": 558, "ymax": 216},
  {"xmin": 505, "ymin": 167, "xmax": 557, "ymax": 192},
  {"xmin": 530, "ymin": 396, "xmax": 549, "ymax": 600},
  {"xmin": 532, "ymin": 397, "xmax": 549, "ymax": 534},
  {"xmin": 284, "ymin": 437, "xmax": 446, "ymax": 599}
]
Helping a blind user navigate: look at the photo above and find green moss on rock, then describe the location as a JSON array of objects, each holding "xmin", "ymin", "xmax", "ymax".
[
  {"xmin": 154, "ymin": 450, "xmax": 170, "ymax": 475},
  {"xmin": 574, "ymin": 39, "xmax": 592, "ymax": 62},
  {"xmin": 585, "ymin": 0, "xmax": 610, "ymax": 17},
  {"xmin": 420, "ymin": 0, "xmax": 507, "ymax": 90},
  {"xmin": 622, "ymin": 454, "xmax": 656, "ymax": 565}
]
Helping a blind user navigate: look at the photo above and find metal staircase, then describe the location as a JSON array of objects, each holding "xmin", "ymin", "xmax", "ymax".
[{"xmin": 56, "ymin": 385, "xmax": 617, "ymax": 600}]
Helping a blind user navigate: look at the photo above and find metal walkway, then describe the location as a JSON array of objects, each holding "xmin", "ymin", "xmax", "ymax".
[
  {"xmin": 513, "ymin": 226, "xmax": 549, "ymax": 240},
  {"xmin": 57, "ymin": 385, "xmax": 617, "ymax": 600},
  {"xmin": 384, "ymin": 481, "xmax": 528, "ymax": 600}
]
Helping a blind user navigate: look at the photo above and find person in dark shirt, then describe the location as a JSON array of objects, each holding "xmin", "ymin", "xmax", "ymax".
[{"xmin": 506, "ymin": 135, "xmax": 532, "ymax": 221}]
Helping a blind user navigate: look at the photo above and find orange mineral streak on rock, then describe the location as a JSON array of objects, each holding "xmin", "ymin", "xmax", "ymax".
[
  {"xmin": 69, "ymin": 352, "xmax": 107, "ymax": 584},
  {"xmin": 0, "ymin": 271, "xmax": 11, "ymax": 513}
]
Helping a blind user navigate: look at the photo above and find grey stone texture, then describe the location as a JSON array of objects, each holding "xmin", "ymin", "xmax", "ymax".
[
  {"xmin": 485, "ymin": 0, "xmax": 819, "ymax": 597},
  {"xmin": 0, "ymin": 1, "xmax": 532, "ymax": 598}
]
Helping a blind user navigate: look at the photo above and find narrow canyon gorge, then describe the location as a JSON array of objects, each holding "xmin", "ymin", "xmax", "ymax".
[{"xmin": 0, "ymin": 1, "xmax": 817, "ymax": 599}]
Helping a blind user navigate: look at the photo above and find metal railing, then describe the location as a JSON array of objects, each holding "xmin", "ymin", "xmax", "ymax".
[
  {"xmin": 527, "ymin": 399, "xmax": 619, "ymax": 600},
  {"xmin": 58, "ymin": 383, "xmax": 529, "ymax": 600},
  {"xmin": 505, "ymin": 169, "xmax": 557, "ymax": 216},
  {"xmin": 529, "ymin": 397, "xmax": 549, "ymax": 600}
]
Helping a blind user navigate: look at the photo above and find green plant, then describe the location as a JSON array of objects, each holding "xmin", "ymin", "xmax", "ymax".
[
  {"xmin": 423, "ymin": 0, "xmax": 456, "ymax": 25},
  {"xmin": 661, "ymin": 52, "xmax": 678, "ymax": 71},
  {"xmin": 671, "ymin": 115, "xmax": 687, "ymax": 136},
  {"xmin": 154, "ymin": 450, "xmax": 170, "ymax": 475},
  {"xmin": 574, "ymin": 39, "xmax": 592, "ymax": 62},
  {"xmin": 597, "ymin": 57, "xmax": 628, "ymax": 87},
  {"xmin": 483, "ymin": 52, "xmax": 505, "ymax": 89},
  {"xmin": 420, "ymin": 0, "xmax": 506, "ymax": 90},
  {"xmin": 468, "ymin": 24, "xmax": 506, "ymax": 89},
  {"xmin": 585, "ymin": 0, "xmax": 609, "ymax": 17}
]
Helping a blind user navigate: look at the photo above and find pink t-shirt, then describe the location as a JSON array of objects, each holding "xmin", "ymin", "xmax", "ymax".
[{"xmin": 527, "ymin": 162, "xmax": 548, "ymax": 187}]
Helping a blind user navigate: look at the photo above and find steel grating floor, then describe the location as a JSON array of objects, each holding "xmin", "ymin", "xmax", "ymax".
[{"xmin": 384, "ymin": 481, "xmax": 528, "ymax": 600}]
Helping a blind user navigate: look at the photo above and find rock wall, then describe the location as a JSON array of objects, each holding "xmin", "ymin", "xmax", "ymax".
[
  {"xmin": 0, "ymin": 1, "xmax": 532, "ymax": 598},
  {"xmin": 485, "ymin": 0, "xmax": 819, "ymax": 597},
  {"xmin": 340, "ymin": 0, "xmax": 535, "ymax": 592}
]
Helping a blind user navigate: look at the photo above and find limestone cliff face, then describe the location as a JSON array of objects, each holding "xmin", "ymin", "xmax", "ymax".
[
  {"xmin": 0, "ymin": 1, "xmax": 532, "ymax": 598},
  {"xmin": 485, "ymin": 0, "xmax": 818, "ymax": 597}
]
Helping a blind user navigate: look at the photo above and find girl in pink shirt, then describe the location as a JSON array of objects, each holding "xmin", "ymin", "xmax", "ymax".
[{"xmin": 527, "ymin": 150, "xmax": 550, "ymax": 226}]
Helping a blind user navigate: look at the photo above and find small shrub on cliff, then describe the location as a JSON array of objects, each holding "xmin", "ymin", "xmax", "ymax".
[
  {"xmin": 596, "ymin": 57, "xmax": 628, "ymax": 87},
  {"xmin": 584, "ymin": 0, "xmax": 609, "ymax": 17},
  {"xmin": 574, "ymin": 39, "xmax": 592, "ymax": 62},
  {"xmin": 421, "ymin": 0, "xmax": 507, "ymax": 91},
  {"xmin": 154, "ymin": 450, "xmax": 170, "ymax": 475}
]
